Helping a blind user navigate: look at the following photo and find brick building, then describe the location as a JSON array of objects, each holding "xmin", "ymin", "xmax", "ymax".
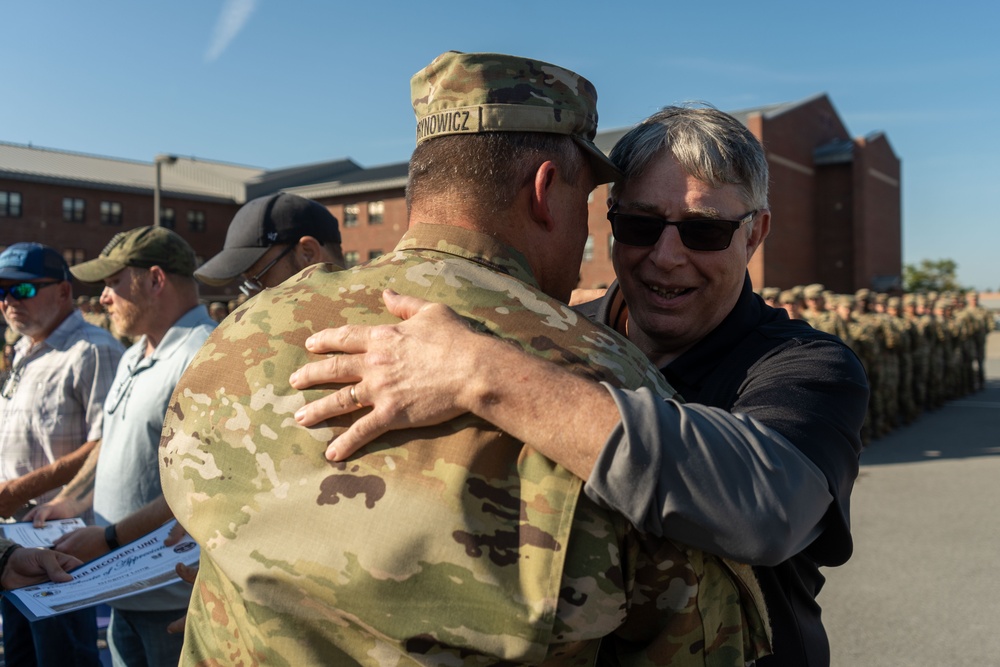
[{"xmin": 0, "ymin": 93, "xmax": 901, "ymax": 298}]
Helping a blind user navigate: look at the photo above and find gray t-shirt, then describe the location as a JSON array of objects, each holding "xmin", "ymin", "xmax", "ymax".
[{"xmin": 94, "ymin": 305, "xmax": 215, "ymax": 611}]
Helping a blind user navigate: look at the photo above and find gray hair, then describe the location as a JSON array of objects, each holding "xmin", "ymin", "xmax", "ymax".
[{"xmin": 609, "ymin": 104, "xmax": 769, "ymax": 211}]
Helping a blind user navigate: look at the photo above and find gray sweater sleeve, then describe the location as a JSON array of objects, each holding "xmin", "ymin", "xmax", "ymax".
[{"xmin": 584, "ymin": 385, "xmax": 832, "ymax": 566}]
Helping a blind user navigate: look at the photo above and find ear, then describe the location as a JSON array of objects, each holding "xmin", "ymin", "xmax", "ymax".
[
  {"xmin": 57, "ymin": 281, "xmax": 73, "ymax": 304},
  {"xmin": 296, "ymin": 236, "xmax": 322, "ymax": 265},
  {"xmin": 528, "ymin": 160, "xmax": 560, "ymax": 231},
  {"xmin": 745, "ymin": 209, "xmax": 771, "ymax": 259},
  {"xmin": 148, "ymin": 266, "xmax": 168, "ymax": 294}
]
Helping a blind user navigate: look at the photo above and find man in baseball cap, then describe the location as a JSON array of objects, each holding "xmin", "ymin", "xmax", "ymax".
[
  {"xmin": 0, "ymin": 242, "xmax": 123, "ymax": 666},
  {"xmin": 195, "ymin": 193, "xmax": 344, "ymax": 295},
  {"xmin": 34, "ymin": 225, "xmax": 214, "ymax": 667}
]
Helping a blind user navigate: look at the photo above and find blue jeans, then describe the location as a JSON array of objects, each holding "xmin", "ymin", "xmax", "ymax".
[
  {"xmin": 0, "ymin": 596, "xmax": 101, "ymax": 667},
  {"xmin": 107, "ymin": 607, "xmax": 185, "ymax": 667}
]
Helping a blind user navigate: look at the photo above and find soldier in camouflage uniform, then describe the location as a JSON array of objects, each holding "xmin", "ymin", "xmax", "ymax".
[
  {"xmin": 933, "ymin": 297, "xmax": 961, "ymax": 401},
  {"xmin": 887, "ymin": 296, "xmax": 918, "ymax": 425},
  {"xmin": 760, "ymin": 286, "xmax": 780, "ymax": 308},
  {"xmin": 800, "ymin": 284, "xmax": 831, "ymax": 330},
  {"xmin": 961, "ymin": 290, "xmax": 994, "ymax": 390},
  {"xmin": 777, "ymin": 289, "xmax": 802, "ymax": 320},
  {"xmin": 852, "ymin": 290, "xmax": 888, "ymax": 436},
  {"xmin": 160, "ymin": 51, "xmax": 768, "ymax": 667},
  {"xmin": 903, "ymin": 294, "xmax": 932, "ymax": 414}
]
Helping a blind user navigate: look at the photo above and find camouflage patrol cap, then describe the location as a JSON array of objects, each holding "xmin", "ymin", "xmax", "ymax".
[
  {"xmin": 411, "ymin": 51, "xmax": 621, "ymax": 184},
  {"xmin": 71, "ymin": 226, "xmax": 196, "ymax": 283},
  {"xmin": 778, "ymin": 289, "xmax": 798, "ymax": 305},
  {"xmin": 855, "ymin": 288, "xmax": 872, "ymax": 301},
  {"xmin": 834, "ymin": 294, "xmax": 855, "ymax": 308},
  {"xmin": 803, "ymin": 283, "xmax": 825, "ymax": 299},
  {"xmin": 887, "ymin": 296, "xmax": 901, "ymax": 309},
  {"xmin": 761, "ymin": 287, "xmax": 780, "ymax": 300}
]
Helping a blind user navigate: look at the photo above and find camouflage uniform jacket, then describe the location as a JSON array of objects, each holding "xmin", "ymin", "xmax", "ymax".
[{"xmin": 160, "ymin": 223, "xmax": 769, "ymax": 667}]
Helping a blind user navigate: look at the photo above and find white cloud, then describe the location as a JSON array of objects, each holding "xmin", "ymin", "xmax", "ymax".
[{"xmin": 205, "ymin": 0, "xmax": 258, "ymax": 62}]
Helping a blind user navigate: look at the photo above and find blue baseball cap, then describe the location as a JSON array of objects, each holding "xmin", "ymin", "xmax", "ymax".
[{"xmin": 0, "ymin": 243, "xmax": 71, "ymax": 282}]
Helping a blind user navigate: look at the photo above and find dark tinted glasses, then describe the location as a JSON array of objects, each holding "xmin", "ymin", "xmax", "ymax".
[
  {"xmin": 239, "ymin": 244, "xmax": 297, "ymax": 296},
  {"xmin": 607, "ymin": 204, "xmax": 756, "ymax": 251},
  {"xmin": 0, "ymin": 282, "xmax": 59, "ymax": 301}
]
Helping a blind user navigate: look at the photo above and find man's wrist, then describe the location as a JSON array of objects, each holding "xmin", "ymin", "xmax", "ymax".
[{"xmin": 104, "ymin": 523, "xmax": 120, "ymax": 550}]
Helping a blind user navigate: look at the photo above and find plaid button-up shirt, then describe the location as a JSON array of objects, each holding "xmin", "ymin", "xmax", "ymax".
[{"xmin": 0, "ymin": 310, "xmax": 124, "ymax": 504}]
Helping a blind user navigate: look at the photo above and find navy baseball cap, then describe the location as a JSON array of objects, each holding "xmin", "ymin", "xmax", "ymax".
[
  {"xmin": 195, "ymin": 193, "xmax": 341, "ymax": 286},
  {"xmin": 0, "ymin": 243, "xmax": 71, "ymax": 282}
]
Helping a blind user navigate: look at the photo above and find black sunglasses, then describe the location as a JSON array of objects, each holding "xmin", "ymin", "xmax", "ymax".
[
  {"xmin": 0, "ymin": 282, "xmax": 59, "ymax": 301},
  {"xmin": 607, "ymin": 204, "xmax": 756, "ymax": 251}
]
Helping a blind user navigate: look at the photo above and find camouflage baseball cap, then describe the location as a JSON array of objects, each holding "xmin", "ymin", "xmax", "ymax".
[
  {"xmin": 411, "ymin": 51, "xmax": 621, "ymax": 184},
  {"xmin": 71, "ymin": 226, "xmax": 196, "ymax": 283}
]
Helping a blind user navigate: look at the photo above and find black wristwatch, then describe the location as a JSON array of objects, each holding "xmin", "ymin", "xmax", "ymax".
[{"xmin": 104, "ymin": 523, "xmax": 120, "ymax": 550}]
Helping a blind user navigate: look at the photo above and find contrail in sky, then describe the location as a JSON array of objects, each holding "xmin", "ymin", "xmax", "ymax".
[{"xmin": 205, "ymin": 0, "xmax": 258, "ymax": 62}]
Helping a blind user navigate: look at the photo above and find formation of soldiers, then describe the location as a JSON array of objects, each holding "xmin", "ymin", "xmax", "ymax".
[{"xmin": 761, "ymin": 284, "xmax": 995, "ymax": 445}]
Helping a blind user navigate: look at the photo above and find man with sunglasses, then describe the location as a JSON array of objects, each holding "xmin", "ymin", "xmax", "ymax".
[
  {"xmin": 26, "ymin": 227, "xmax": 215, "ymax": 667},
  {"xmin": 195, "ymin": 192, "xmax": 344, "ymax": 296},
  {"xmin": 291, "ymin": 105, "xmax": 869, "ymax": 667},
  {"xmin": 0, "ymin": 242, "xmax": 124, "ymax": 667}
]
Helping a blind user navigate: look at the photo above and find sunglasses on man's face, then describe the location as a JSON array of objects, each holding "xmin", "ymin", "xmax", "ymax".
[
  {"xmin": 0, "ymin": 282, "xmax": 59, "ymax": 301},
  {"xmin": 607, "ymin": 204, "xmax": 756, "ymax": 251}
]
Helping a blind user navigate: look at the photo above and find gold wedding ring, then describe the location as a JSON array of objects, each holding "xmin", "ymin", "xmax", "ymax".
[{"xmin": 349, "ymin": 385, "xmax": 363, "ymax": 409}]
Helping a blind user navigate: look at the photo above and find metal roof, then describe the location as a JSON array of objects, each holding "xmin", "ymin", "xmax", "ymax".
[
  {"xmin": 0, "ymin": 141, "xmax": 264, "ymax": 203},
  {"xmin": 283, "ymin": 162, "xmax": 410, "ymax": 199}
]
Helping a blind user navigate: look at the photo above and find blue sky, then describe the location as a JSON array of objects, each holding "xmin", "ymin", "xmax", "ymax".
[{"xmin": 4, "ymin": 0, "xmax": 998, "ymax": 289}]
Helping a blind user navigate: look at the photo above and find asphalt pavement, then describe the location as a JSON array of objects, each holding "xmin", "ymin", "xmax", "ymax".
[{"xmin": 822, "ymin": 332, "xmax": 1000, "ymax": 666}]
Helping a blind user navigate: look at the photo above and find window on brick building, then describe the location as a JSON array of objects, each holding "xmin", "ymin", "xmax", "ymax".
[
  {"xmin": 62, "ymin": 248, "xmax": 86, "ymax": 266},
  {"xmin": 160, "ymin": 207, "xmax": 176, "ymax": 229},
  {"xmin": 344, "ymin": 251, "xmax": 360, "ymax": 268},
  {"xmin": 368, "ymin": 250, "xmax": 383, "ymax": 261},
  {"xmin": 187, "ymin": 210, "xmax": 206, "ymax": 232},
  {"xmin": 343, "ymin": 204, "xmax": 359, "ymax": 228},
  {"xmin": 582, "ymin": 235, "xmax": 595, "ymax": 262},
  {"xmin": 367, "ymin": 201, "xmax": 384, "ymax": 225},
  {"xmin": 100, "ymin": 201, "xmax": 123, "ymax": 225},
  {"xmin": 63, "ymin": 197, "xmax": 86, "ymax": 223},
  {"xmin": 0, "ymin": 191, "xmax": 22, "ymax": 218}
]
